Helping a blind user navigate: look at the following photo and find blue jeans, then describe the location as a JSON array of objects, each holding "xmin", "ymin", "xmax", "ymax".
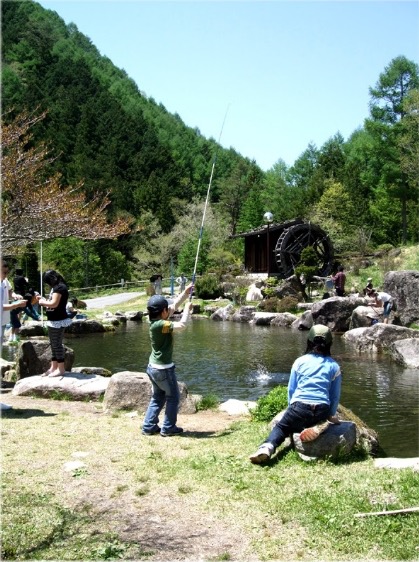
[
  {"xmin": 264, "ymin": 401, "xmax": 330, "ymax": 450},
  {"xmin": 143, "ymin": 365, "xmax": 180, "ymax": 433},
  {"xmin": 383, "ymin": 301, "xmax": 392, "ymax": 318}
]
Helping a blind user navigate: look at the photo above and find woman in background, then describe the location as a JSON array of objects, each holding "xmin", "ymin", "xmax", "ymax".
[{"xmin": 36, "ymin": 270, "xmax": 71, "ymax": 377}]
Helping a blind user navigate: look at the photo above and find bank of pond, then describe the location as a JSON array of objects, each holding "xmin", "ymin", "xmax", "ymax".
[{"xmin": 59, "ymin": 320, "xmax": 418, "ymax": 458}]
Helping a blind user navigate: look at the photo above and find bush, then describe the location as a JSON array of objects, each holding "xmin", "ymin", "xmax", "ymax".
[
  {"xmin": 276, "ymin": 296, "xmax": 298, "ymax": 312},
  {"xmin": 251, "ymin": 386, "xmax": 288, "ymax": 422},
  {"xmin": 376, "ymin": 243, "xmax": 394, "ymax": 254},
  {"xmin": 196, "ymin": 394, "xmax": 220, "ymax": 411},
  {"xmin": 258, "ymin": 296, "xmax": 298, "ymax": 313},
  {"xmin": 258, "ymin": 297, "xmax": 280, "ymax": 312},
  {"xmin": 194, "ymin": 274, "xmax": 222, "ymax": 299}
]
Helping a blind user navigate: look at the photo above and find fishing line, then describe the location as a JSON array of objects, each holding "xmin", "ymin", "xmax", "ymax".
[{"xmin": 190, "ymin": 104, "xmax": 230, "ymax": 298}]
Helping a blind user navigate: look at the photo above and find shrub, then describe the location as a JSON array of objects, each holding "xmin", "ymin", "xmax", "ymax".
[
  {"xmin": 251, "ymin": 386, "xmax": 288, "ymax": 422},
  {"xmin": 258, "ymin": 297, "xmax": 280, "ymax": 312},
  {"xmin": 195, "ymin": 275, "xmax": 222, "ymax": 299},
  {"xmin": 376, "ymin": 243, "xmax": 394, "ymax": 254},
  {"xmin": 196, "ymin": 394, "xmax": 220, "ymax": 411},
  {"xmin": 258, "ymin": 296, "xmax": 298, "ymax": 313},
  {"xmin": 276, "ymin": 296, "xmax": 298, "ymax": 312}
]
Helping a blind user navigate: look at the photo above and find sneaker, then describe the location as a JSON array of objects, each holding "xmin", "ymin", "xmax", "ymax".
[
  {"xmin": 142, "ymin": 426, "xmax": 161, "ymax": 436},
  {"xmin": 249, "ymin": 443, "xmax": 273, "ymax": 464},
  {"xmin": 0, "ymin": 403, "xmax": 13, "ymax": 411},
  {"xmin": 160, "ymin": 426, "xmax": 184, "ymax": 437}
]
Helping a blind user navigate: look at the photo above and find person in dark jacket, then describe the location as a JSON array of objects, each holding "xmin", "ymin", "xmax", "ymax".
[{"xmin": 36, "ymin": 270, "xmax": 71, "ymax": 377}]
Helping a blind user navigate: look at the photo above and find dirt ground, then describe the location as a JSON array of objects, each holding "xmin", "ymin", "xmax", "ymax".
[{"xmin": 2, "ymin": 393, "xmax": 257, "ymax": 561}]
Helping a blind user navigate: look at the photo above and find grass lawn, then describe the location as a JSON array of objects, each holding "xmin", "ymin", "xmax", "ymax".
[{"xmin": 2, "ymin": 396, "xmax": 418, "ymax": 561}]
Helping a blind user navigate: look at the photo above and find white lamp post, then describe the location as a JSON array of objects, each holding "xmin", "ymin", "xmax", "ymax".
[{"xmin": 263, "ymin": 212, "xmax": 274, "ymax": 278}]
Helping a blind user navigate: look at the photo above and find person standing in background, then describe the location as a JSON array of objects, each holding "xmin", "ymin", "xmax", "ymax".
[
  {"xmin": 1, "ymin": 261, "xmax": 25, "ymax": 343},
  {"xmin": 332, "ymin": 265, "xmax": 346, "ymax": 297},
  {"xmin": 36, "ymin": 270, "xmax": 71, "ymax": 377}
]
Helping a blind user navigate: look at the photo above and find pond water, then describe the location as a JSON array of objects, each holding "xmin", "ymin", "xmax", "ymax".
[{"xmin": 65, "ymin": 319, "xmax": 419, "ymax": 458}]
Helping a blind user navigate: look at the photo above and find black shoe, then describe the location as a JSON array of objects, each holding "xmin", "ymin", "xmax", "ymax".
[
  {"xmin": 142, "ymin": 426, "xmax": 161, "ymax": 436},
  {"xmin": 160, "ymin": 426, "xmax": 184, "ymax": 437},
  {"xmin": 1, "ymin": 380, "xmax": 14, "ymax": 389}
]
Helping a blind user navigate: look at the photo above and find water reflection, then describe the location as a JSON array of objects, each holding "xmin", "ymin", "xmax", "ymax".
[{"xmin": 4, "ymin": 319, "xmax": 418, "ymax": 457}]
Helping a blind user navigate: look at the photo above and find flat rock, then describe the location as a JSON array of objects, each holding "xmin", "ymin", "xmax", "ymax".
[
  {"xmin": 218, "ymin": 399, "xmax": 257, "ymax": 415},
  {"xmin": 374, "ymin": 457, "xmax": 419, "ymax": 471},
  {"xmin": 12, "ymin": 372, "xmax": 109, "ymax": 400}
]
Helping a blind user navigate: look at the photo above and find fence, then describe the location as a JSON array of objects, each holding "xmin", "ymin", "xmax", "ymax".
[{"xmin": 71, "ymin": 279, "xmax": 150, "ymax": 294}]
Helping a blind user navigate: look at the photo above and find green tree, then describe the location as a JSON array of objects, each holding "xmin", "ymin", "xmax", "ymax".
[
  {"xmin": 310, "ymin": 180, "xmax": 358, "ymax": 253},
  {"xmin": 366, "ymin": 56, "xmax": 419, "ymax": 243}
]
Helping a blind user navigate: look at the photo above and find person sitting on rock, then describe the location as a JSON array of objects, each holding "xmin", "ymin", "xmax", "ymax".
[
  {"xmin": 249, "ymin": 325, "xmax": 341, "ymax": 464},
  {"xmin": 363, "ymin": 278, "xmax": 375, "ymax": 297}
]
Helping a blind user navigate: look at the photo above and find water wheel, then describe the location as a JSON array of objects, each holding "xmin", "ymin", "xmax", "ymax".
[{"xmin": 274, "ymin": 223, "xmax": 333, "ymax": 278}]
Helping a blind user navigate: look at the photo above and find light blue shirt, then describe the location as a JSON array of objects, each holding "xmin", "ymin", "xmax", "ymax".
[{"xmin": 288, "ymin": 353, "xmax": 341, "ymax": 415}]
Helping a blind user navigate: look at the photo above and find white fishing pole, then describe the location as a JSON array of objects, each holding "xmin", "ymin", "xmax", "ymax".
[{"xmin": 190, "ymin": 105, "xmax": 230, "ymax": 297}]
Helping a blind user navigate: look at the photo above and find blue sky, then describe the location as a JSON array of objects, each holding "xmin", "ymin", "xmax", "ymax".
[{"xmin": 37, "ymin": 0, "xmax": 419, "ymax": 171}]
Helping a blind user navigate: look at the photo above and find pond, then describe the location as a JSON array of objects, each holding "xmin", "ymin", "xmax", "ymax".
[{"xmin": 64, "ymin": 319, "xmax": 418, "ymax": 459}]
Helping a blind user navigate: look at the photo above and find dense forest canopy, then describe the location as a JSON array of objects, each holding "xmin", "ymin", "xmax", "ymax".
[{"xmin": 2, "ymin": 0, "xmax": 418, "ymax": 288}]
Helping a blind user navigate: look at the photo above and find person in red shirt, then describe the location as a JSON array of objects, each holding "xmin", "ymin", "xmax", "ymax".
[{"xmin": 332, "ymin": 265, "xmax": 346, "ymax": 297}]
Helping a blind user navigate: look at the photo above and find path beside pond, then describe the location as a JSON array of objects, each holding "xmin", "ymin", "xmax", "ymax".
[{"xmin": 83, "ymin": 292, "xmax": 144, "ymax": 309}]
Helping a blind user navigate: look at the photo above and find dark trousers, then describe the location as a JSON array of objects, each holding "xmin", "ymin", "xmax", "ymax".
[
  {"xmin": 48, "ymin": 326, "xmax": 66, "ymax": 362},
  {"xmin": 264, "ymin": 402, "xmax": 330, "ymax": 450}
]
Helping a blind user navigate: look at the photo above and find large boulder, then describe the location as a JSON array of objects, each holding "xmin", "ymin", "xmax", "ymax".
[
  {"xmin": 311, "ymin": 296, "xmax": 368, "ymax": 332},
  {"xmin": 1, "ymin": 358, "xmax": 15, "ymax": 377},
  {"xmin": 12, "ymin": 372, "xmax": 109, "ymax": 400},
  {"xmin": 231, "ymin": 306, "xmax": 257, "ymax": 323},
  {"xmin": 102, "ymin": 371, "xmax": 199, "ymax": 414},
  {"xmin": 210, "ymin": 304, "xmax": 234, "ymax": 321},
  {"xmin": 71, "ymin": 366, "xmax": 113, "ymax": 377},
  {"xmin": 271, "ymin": 403, "xmax": 378, "ymax": 461},
  {"xmin": 19, "ymin": 322, "xmax": 45, "ymax": 337},
  {"xmin": 125, "ymin": 311, "xmax": 145, "ymax": 321},
  {"xmin": 16, "ymin": 339, "xmax": 75, "ymax": 379},
  {"xmin": 350, "ymin": 305, "xmax": 380, "ymax": 329},
  {"xmin": 271, "ymin": 312, "xmax": 298, "ymax": 327},
  {"xmin": 273, "ymin": 281, "xmax": 300, "ymax": 299},
  {"xmin": 65, "ymin": 319, "xmax": 115, "ymax": 334},
  {"xmin": 293, "ymin": 421, "xmax": 357, "ymax": 461},
  {"xmin": 252, "ymin": 312, "xmax": 278, "ymax": 326},
  {"xmin": 291, "ymin": 310, "xmax": 313, "ymax": 331},
  {"xmin": 343, "ymin": 323, "xmax": 419, "ymax": 353},
  {"xmin": 384, "ymin": 270, "xmax": 419, "ymax": 326},
  {"xmin": 389, "ymin": 338, "xmax": 419, "ymax": 368}
]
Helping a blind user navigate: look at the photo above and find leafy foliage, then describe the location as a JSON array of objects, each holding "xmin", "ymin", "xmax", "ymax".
[
  {"xmin": 194, "ymin": 274, "xmax": 223, "ymax": 300},
  {"xmin": 250, "ymin": 385, "xmax": 288, "ymax": 422}
]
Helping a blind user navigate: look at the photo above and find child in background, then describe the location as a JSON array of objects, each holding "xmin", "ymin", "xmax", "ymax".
[
  {"xmin": 249, "ymin": 325, "xmax": 341, "ymax": 464},
  {"xmin": 142, "ymin": 284, "xmax": 193, "ymax": 437}
]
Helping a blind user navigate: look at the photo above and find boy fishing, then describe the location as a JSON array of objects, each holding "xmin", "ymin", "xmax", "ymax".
[{"xmin": 142, "ymin": 284, "xmax": 193, "ymax": 436}]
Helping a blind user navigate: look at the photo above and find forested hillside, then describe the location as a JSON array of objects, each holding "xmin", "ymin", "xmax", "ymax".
[{"xmin": 2, "ymin": 0, "xmax": 418, "ymax": 287}]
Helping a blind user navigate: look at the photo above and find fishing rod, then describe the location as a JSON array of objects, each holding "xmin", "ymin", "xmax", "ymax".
[{"xmin": 190, "ymin": 105, "xmax": 230, "ymax": 300}]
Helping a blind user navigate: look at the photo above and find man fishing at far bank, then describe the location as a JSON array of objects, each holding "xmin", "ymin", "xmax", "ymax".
[{"xmin": 142, "ymin": 283, "xmax": 194, "ymax": 437}]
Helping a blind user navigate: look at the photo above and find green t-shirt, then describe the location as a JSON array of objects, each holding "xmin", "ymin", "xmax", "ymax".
[{"xmin": 149, "ymin": 319, "xmax": 174, "ymax": 365}]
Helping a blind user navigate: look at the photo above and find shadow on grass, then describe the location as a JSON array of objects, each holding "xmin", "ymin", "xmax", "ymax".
[
  {"xmin": 2, "ymin": 408, "xmax": 57, "ymax": 419},
  {"xmin": 182, "ymin": 430, "xmax": 227, "ymax": 439}
]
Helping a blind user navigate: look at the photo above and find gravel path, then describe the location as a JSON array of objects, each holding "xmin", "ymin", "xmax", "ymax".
[{"xmin": 83, "ymin": 292, "xmax": 144, "ymax": 309}]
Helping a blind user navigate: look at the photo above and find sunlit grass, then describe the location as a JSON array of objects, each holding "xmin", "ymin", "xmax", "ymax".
[{"xmin": 2, "ymin": 403, "xmax": 418, "ymax": 560}]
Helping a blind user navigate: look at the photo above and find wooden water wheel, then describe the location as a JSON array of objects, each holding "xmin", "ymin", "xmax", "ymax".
[{"xmin": 274, "ymin": 222, "xmax": 334, "ymax": 278}]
